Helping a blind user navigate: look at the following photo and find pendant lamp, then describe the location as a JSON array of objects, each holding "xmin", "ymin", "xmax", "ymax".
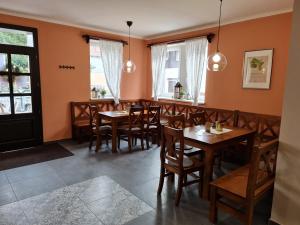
[
  {"xmin": 123, "ymin": 21, "xmax": 136, "ymax": 74},
  {"xmin": 207, "ymin": 0, "xmax": 227, "ymax": 72}
]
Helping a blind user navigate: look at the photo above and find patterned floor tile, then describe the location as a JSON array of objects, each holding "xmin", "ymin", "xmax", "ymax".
[
  {"xmin": 88, "ymin": 189, "xmax": 153, "ymax": 225},
  {"xmin": 0, "ymin": 202, "xmax": 30, "ymax": 225}
]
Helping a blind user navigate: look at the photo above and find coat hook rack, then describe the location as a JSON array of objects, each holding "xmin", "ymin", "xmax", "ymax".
[{"xmin": 59, "ymin": 65, "xmax": 75, "ymax": 70}]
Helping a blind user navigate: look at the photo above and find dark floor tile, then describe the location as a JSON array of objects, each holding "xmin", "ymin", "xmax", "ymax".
[
  {"xmin": 0, "ymin": 184, "xmax": 17, "ymax": 206},
  {"xmin": 5, "ymin": 163, "xmax": 55, "ymax": 183},
  {"xmin": 0, "ymin": 172, "xmax": 9, "ymax": 187},
  {"xmin": 11, "ymin": 172, "xmax": 66, "ymax": 200}
]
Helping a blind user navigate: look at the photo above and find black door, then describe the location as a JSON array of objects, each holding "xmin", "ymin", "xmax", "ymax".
[{"xmin": 0, "ymin": 24, "xmax": 43, "ymax": 152}]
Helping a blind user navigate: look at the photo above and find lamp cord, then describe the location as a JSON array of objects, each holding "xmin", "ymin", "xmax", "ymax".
[
  {"xmin": 217, "ymin": 0, "xmax": 223, "ymax": 52},
  {"xmin": 128, "ymin": 25, "xmax": 131, "ymax": 60}
]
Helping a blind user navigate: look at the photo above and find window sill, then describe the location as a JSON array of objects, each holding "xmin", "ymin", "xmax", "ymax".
[
  {"xmin": 90, "ymin": 97, "xmax": 114, "ymax": 101},
  {"xmin": 157, "ymin": 97, "xmax": 205, "ymax": 105}
]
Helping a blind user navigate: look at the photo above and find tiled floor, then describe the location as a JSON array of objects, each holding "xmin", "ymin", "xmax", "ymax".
[{"xmin": 0, "ymin": 141, "xmax": 272, "ymax": 225}]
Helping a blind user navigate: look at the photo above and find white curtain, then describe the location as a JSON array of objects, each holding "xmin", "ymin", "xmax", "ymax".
[
  {"xmin": 151, "ymin": 44, "xmax": 168, "ymax": 100},
  {"xmin": 185, "ymin": 38, "xmax": 208, "ymax": 105},
  {"xmin": 98, "ymin": 40, "xmax": 123, "ymax": 104},
  {"xmin": 179, "ymin": 44, "xmax": 187, "ymax": 91}
]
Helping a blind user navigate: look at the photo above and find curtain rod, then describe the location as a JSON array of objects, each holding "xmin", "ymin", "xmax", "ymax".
[
  {"xmin": 82, "ymin": 35, "xmax": 128, "ymax": 45},
  {"xmin": 147, "ymin": 33, "xmax": 215, "ymax": 47}
]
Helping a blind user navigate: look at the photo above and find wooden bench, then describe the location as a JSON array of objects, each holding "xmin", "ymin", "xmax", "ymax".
[
  {"xmin": 70, "ymin": 99, "xmax": 141, "ymax": 142},
  {"xmin": 70, "ymin": 99, "xmax": 281, "ymax": 147}
]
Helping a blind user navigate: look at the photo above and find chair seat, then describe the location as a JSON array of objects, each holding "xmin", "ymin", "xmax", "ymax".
[
  {"xmin": 144, "ymin": 124, "xmax": 159, "ymax": 129},
  {"xmin": 92, "ymin": 125, "xmax": 112, "ymax": 133},
  {"xmin": 183, "ymin": 148, "xmax": 204, "ymax": 157},
  {"xmin": 166, "ymin": 155, "xmax": 204, "ymax": 169},
  {"xmin": 118, "ymin": 126, "xmax": 142, "ymax": 132},
  {"xmin": 211, "ymin": 165, "xmax": 274, "ymax": 199},
  {"xmin": 175, "ymin": 143, "xmax": 193, "ymax": 150},
  {"xmin": 160, "ymin": 118, "xmax": 168, "ymax": 125},
  {"xmin": 74, "ymin": 120, "xmax": 89, "ymax": 127}
]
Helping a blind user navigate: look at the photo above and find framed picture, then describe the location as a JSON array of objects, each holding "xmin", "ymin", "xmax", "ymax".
[{"xmin": 242, "ymin": 49, "xmax": 274, "ymax": 89}]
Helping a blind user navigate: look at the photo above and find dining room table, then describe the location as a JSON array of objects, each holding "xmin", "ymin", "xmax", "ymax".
[
  {"xmin": 98, "ymin": 111, "xmax": 131, "ymax": 153},
  {"xmin": 183, "ymin": 125, "xmax": 256, "ymax": 200},
  {"xmin": 98, "ymin": 110, "xmax": 148, "ymax": 153}
]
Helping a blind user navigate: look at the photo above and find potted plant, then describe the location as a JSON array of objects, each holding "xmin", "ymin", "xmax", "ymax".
[
  {"xmin": 100, "ymin": 88, "xmax": 107, "ymax": 98},
  {"xmin": 179, "ymin": 90, "xmax": 185, "ymax": 99}
]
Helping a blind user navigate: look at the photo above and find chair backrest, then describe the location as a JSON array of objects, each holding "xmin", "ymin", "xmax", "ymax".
[
  {"xmin": 167, "ymin": 114, "xmax": 186, "ymax": 129},
  {"xmin": 247, "ymin": 139, "xmax": 279, "ymax": 199},
  {"xmin": 189, "ymin": 111, "xmax": 206, "ymax": 126},
  {"xmin": 147, "ymin": 106, "xmax": 161, "ymax": 127},
  {"xmin": 88, "ymin": 104, "xmax": 99, "ymax": 129},
  {"xmin": 129, "ymin": 105, "xmax": 144, "ymax": 130},
  {"xmin": 161, "ymin": 126, "xmax": 185, "ymax": 170}
]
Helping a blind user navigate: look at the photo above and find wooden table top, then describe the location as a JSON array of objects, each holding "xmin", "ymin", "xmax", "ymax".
[
  {"xmin": 183, "ymin": 125, "xmax": 256, "ymax": 145},
  {"xmin": 99, "ymin": 111, "xmax": 129, "ymax": 118},
  {"xmin": 99, "ymin": 110, "xmax": 148, "ymax": 119}
]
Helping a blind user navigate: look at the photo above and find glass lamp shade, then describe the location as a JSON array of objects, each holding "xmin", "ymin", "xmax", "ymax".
[
  {"xmin": 207, "ymin": 51, "xmax": 228, "ymax": 72},
  {"xmin": 122, "ymin": 60, "xmax": 136, "ymax": 74}
]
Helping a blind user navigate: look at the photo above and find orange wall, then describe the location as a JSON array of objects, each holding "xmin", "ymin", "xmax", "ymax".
[
  {"xmin": 0, "ymin": 13, "xmax": 147, "ymax": 141},
  {"xmin": 146, "ymin": 13, "xmax": 292, "ymax": 116},
  {"xmin": 0, "ymin": 12, "xmax": 292, "ymax": 142}
]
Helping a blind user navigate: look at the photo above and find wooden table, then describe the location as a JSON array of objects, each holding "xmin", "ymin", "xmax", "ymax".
[
  {"xmin": 183, "ymin": 125, "xmax": 256, "ymax": 200},
  {"xmin": 98, "ymin": 111, "xmax": 130, "ymax": 153}
]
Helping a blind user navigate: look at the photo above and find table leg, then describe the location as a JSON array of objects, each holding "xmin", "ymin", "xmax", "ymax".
[
  {"xmin": 202, "ymin": 146, "xmax": 215, "ymax": 200},
  {"xmin": 111, "ymin": 121, "xmax": 118, "ymax": 153},
  {"xmin": 246, "ymin": 133, "xmax": 255, "ymax": 161}
]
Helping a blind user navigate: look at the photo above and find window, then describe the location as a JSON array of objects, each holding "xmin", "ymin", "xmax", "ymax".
[
  {"xmin": 163, "ymin": 44, "xmax": 181, "ymax": 97},
  {"xmin": 0, "ymin": 28, "xmax": 34, "ymax": 47},
  {"xmin": 161, "ymin": 43, "xmax": 207, "ymax": 103},
  {"xmin": 89, "ymin": 40, "xmax": 112, "ymax": 99}
]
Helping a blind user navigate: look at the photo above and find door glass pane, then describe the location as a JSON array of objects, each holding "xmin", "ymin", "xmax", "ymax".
[
  {"xmin": 0, "ymin": 97, "xmax": 11, "ymax": 115},
  {"xmin": 0, "ymin": 53, "xmax": 8, "ymax": 72},
  {"xmin": 0, "ymin": 28, "xmax": 34, "ymax": 47},
  {"xmin": 14, "ymin": 96, "xmax": 32, "ymax": 114},
  {"xmin": 11, "ymin": 54, "xmax": 30, "ymax": 73},
  {"xmin": 13, "ymin": 76, "xmax": 31, "ymax": 94},
  {"xmin": 0, "ymin": 76, "xmax": 10, "ymax": 94}
]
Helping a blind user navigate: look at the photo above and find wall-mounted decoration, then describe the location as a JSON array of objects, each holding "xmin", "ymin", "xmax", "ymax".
[
  {"xmin": 59, "ymin": 65, "xmax": 75, "ymax": 70},
  {"xmin": 243, "ymin": 49, "xmax": 273, "ymax": 89}
]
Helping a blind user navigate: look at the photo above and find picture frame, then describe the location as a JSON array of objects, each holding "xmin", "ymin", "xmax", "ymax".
[{"xmin": 242, "ymin": 49, "xmax": 274, "ymax": 89}]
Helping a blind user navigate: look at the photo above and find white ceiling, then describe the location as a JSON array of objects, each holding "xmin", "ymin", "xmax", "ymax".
[{"xmin": 0, "ymin": 0, "xmax": 294, "ymax": 39}]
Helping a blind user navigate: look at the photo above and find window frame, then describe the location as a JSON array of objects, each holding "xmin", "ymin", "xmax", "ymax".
[
  {"xmin": 158, "ymin": 42, "xmax": 207, "ymax": 104},
  {"xmin": 89, "ymin": 40, "xmax": 113, "ymax": 100}
]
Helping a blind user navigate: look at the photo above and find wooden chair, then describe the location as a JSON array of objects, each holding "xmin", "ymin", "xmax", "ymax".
[
  {"xmin": 145, "ymin": 106, "xmax": 161, "ymax": 149},
  {"xmin": 88, "ymin": 105, "xmax": 111, "ymax": 152},
  {"xmin": 189, "ymin": 111, "xmax": 206, "ymax": 126},
  {"xmin": 157, "ymin": 126, "xmax": 204, "ymax": 206},
  {"xmin": 209, "ymin": 139, "xmax": 279, "ymax": 225},
  {"xmin": 168, "ymin": 114, "xmax": 203, "ymax": 157},
  {"xmin": 118, "ymin": 106, "xmax": 145, "ymax": 152}
]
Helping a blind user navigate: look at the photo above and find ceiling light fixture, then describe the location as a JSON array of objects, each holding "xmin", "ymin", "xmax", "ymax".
[
  {"xmin": 123, "ymin": 21, "xmax": 136, "ymax": 74},
  {"xmin": 207, "ymin": 0, "xmax": 227, "ymax": 72}
]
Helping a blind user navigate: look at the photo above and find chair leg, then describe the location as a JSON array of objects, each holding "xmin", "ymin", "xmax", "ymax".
[
  {"xmin": 168, "ymin": 173, "xmax": 175, "ymax": 182},
  {"xmin": 157, "ymin": 129, "xmax": 161, "ymax": 146},
  {"xmin": 246, "ymin": 202, "xmax": 255, "ymax": 225},
  {"xmin": 209, "ymin": 186, "xmax": 218, "ymax": 224},
  {"xmin": 157, "ymin": 167, "xmax": 165, "ymax": 195},
  {"xmin": 105, "ymin": 134, "xmax": 109, "ymax": 146},
  {"xmin": 95, "ymin": 135, "xmax": 102, "ymax": 152},
  {"xmin": 128, "ymin": 134, "xmax": 132, "ymax": 152},
  {"xmin": 134, "ymin": 137, "xmax": 137, "ymax": 146},
  {"xmin": 141, "ymin": 133, "xmax": 144, "ymax": 150},
  {"xmin": 199, "ymin": 170, "xmax": 204, "ymax": 196},
  {"xmin": 89, "ymin": 135, "xmax": 93, "ymax": 150},
  {"xmin": 118, "ymin": 134, "xmax": 122, "ymax": 149},
  {"xmin": 175, "ymin": 175, "xmax": 184, "ymax": 206},
  {"xmin": 146, "ymin": 132, "xmax": 150, "ymax": 149}
]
